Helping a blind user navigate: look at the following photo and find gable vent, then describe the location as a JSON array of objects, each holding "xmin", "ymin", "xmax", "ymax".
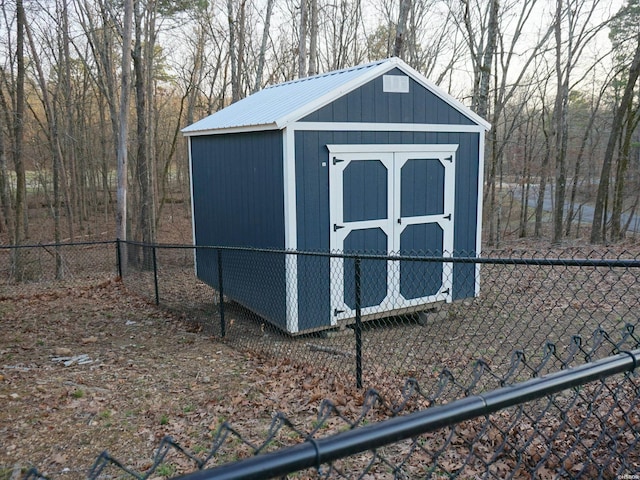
[{"xmin": 383, "ymin": 75, "xmax": 409, "ymax": 93}]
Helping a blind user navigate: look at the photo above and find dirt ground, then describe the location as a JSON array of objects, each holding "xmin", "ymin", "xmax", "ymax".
[{"xmin": 0, "ymin": 278, "xmax": 372, "ymax": 479}]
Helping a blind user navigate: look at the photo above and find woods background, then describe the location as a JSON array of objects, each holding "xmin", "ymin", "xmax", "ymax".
[{"xmin": 0, "ymin": 0, "xmax": 639, "ymax": 252}]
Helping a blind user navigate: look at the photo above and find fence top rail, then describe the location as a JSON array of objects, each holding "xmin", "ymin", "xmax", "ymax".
[
  {"xmin": 2, "ymin": 239, "xmax": 639, "ymax": 268},
  {"xmin": 174, "ymin": 348, "xmax": 640, "ymax": 480},
  {"xmin": 121, "ymin": 240, "xmax": 640, "ymax": 268},
  {"xmin": 0, "ymin": 240, "xmax": 117, "ymax": 250}
]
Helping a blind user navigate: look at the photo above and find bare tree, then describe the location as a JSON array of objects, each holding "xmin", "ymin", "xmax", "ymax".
[
  {"xmin": 393, "ymin": 0, "xmax": 411, "ymax": 58},
  {"xmin": 13, "ymin": 0, "xmax": 26, "ymax": 247},
  {"xmin": 116, "ymin": 0, "xmax": 132, "ymax": 262},
  {"xmin": 254, "ymin": 0, "xmax": 275, "ymax": 91},
  {"xmin": 308, "ymin": 0, "xmax": 318, "ymax": 76},
  {"xmin": 591, "ymin": 32, "xmax": 640, "ymax": 242},
  {"xmin": 227, "ymin": 0, "xmax": 248, "ymax": 102},
  {"xmin": 551, "ymin": 0, "xmax": 611, "ymax": 244},
  {"xmin": 0, "ymin": 91, "xmax": 12, "ymax": 237},
  {"xmin": 299, "ymin": 0, "xmax": 308, "ymax": 77}
]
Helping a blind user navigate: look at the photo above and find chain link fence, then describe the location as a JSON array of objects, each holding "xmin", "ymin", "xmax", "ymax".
[
  {"xmin": 0, "ymin": 242, "xmax": 118, "ymax": 295},
  {"xmin": 20, "ymin": 323, "xmax": 640, "ymax": 479},
  {"xmin": 3, "ymin": 241, "xmax": 640, "ymax": 477},
  {"xmin": 119, "ymin": 242, "xmax": 640, "ymax": 394}
]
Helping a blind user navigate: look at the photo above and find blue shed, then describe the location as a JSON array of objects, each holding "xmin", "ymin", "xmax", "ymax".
[{"xmin": 183, "ymin": 58, "xmax": 490, "ymax": 335}]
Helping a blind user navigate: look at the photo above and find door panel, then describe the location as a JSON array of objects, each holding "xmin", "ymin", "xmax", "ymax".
[
  {"xmin": 343, "ymin": 160, "xmax": 388, "ymax": 222},
  {"xmin": 400, "ymin": 158, "xmax": 445, "ymax": 217},
  {"xmin": 399, "ymin": 223, "xmax": 444, "ymax": 299},
  {"xmin": 343, "ymin": 228, "xmax": 388, "ymax": 309}
]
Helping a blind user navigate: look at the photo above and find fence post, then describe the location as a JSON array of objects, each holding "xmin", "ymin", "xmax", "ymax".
[
  {"xmin": 152, "ymin": 244, "xmax": 160, "ymax": 306},
  {"xmin": 217, "ymin": 249, "xmax": 226, "ymax": 338},
  {"xmin": 354, "ymin": 256, "xmax": 363, "ymax": 389},
  {"xmin": 116, "ymin": 239, "xmax": 123, "ymax": 278}
]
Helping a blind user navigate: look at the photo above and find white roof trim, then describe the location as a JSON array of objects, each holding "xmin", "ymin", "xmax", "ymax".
[
  {"xmin": 182, "ymin": 122, "xmax": 279, "ymax": 137},
  {"xmin": 182, "ymin": 57, "xmax": 491, "ymax": 135},
  {"xmin": 289, "ymin": 121, "xmax": 486, "ymax": 133},
  {"xmin": 395, "ymin": 60, "xmax": 491, "ymax": 131}
]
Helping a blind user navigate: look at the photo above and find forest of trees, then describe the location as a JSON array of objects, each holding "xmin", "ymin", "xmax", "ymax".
[{"xmin": 1, "ymin": 0, "xmax": 639, "ymax": 264}]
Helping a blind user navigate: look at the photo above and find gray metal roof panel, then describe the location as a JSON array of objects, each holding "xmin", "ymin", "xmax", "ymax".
[
  {"xmin": 182, "ymin": 58, "xmax": 491, "ymax": 135},
  {"xmin": 182, "ymin": 59, "xmax": 389, "ymax": 134}
]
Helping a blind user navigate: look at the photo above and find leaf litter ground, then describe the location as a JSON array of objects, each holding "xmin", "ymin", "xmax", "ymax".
[{"xmin": 0, "ymin": 278, "xmax": 369, "ymax": 479}]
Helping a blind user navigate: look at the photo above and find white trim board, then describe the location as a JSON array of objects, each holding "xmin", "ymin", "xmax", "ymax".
[
  {"xmin": 282, "ymin": 127, "xmax": 299, "ymax": 333},
  {"xmin": 328, "ymin": 143, "xmax": 460, "ymax": 154},
  {"xmin": 292, "ymin": 122, "xmax": 485, "ymax": 133},
  {"xmin": 187, "ymin": 137, "xmax": 198, "ymax": 276}
]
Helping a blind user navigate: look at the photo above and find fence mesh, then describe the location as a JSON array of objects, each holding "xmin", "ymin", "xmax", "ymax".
[
  {"xmin": 18, "ymin": 324, "xmax": 640, "ymax": 479},
  {"xmin": 0, "ymin": 242, "xmax": 117, "ymax": 290},
  {"xmin": 122, "ymin": 243, "xmax": 640, "ymax": 395},
  {"xmin": 2, "ymin": 241, "xmax": 640, "ymax": 478}
]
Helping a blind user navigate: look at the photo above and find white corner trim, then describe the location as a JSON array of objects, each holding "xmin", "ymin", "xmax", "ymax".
[
  {"xmin": 475, "ymin": 131, "xmax": 486, "ymax": 296},
  {"xmin": 187, "ymin": 137, "xmax": 198, "ymax": 275},
  {"xmin": 282, "ymin": 127, "xmax": 299, "ymax": 333}
]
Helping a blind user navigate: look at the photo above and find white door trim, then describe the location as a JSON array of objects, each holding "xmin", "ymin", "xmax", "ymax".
[{"xmin": 329, "ymin": 144, "xmax": 458, "ymax": 322}]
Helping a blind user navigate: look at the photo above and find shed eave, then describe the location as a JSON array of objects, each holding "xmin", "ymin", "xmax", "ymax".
[{"xmin": 181, "ymin": 122, "xmax": 280, "ymax": 137}]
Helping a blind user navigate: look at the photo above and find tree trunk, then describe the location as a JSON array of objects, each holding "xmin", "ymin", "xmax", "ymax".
[
  {"xmin": 591, "ymin": 34, "xmax": 640, "ymax": 243},
  {"xmin": 611, "ymin": 104, "xmax": 640, "ymax": 240},
  {"xmin": 552, "ymin": 0, "xmax": 568, "ymax": 245},
  {"xmin": 308, "ymin": 0, "xmax": 318, "ymax": 76},
  {"xmin": 254, "ymin": 0, "xmax": 274, "ymax": 92},
  {"xmin": 298, "ymin": 0, "xmax": 308, "ymax": 78},
  {"xmin": 10, "ymin": 0, "xmax": 27, "ymax": 280},
  {"xmin": 0, "ymin": 104, "xmax": 13, "ymax": 238},
  {"xmin": 117, "ymin": 0, "xmax": 133, "ymax": 272},
  {"xmin": 394, "ymin": 0, "xmax": 411, "ymax": 59},
  {"xmin": 132, "ymin": 0, "xmax": 155, "ymax": 267},
  {"xmin": 14, "ymin": 0, "xmax": 26, "ymax": 246}
]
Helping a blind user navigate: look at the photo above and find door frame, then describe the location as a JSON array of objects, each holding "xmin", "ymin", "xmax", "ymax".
[{"xmin": 327, "ymin": 143, "xmax": 458, "ymax": 323}]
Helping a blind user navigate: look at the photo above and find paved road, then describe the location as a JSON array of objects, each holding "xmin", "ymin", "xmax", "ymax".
[{"xmin": 509, "ymin": 183, "xmax": 640, "ymax": 234}]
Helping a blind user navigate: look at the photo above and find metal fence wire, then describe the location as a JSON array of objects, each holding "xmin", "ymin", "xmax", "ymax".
[
  {"xmin": 119, "ymin": 242, "xmax": 640, "ymax": 393},
  {"xmin": 20, "ymin": 325, "xmax": 640, "ymax": 479},
  {"xmin": 2, "ymin": 241, "xmax": 640, "ymax": 478}
]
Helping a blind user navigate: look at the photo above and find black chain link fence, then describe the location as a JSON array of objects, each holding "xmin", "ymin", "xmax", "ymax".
[
  {"xmin": 3, "ymin": 241, "xmax": 640, "ymax": 478},
  {"xmin": 0, "ymin": 242, "xmax": 117, "ymax": 290},
  {"xmin": 20, "ymin": 324, "xmax": 640, "ymax": 479},
  {"xmin": 119, "ymin": 242, "xmax": 640, "ymax": 393}
]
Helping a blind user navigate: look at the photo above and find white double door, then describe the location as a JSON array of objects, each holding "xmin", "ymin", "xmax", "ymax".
[{"xmin": 328, "ymin": 144, "xmax": 457, "ymax": 323}]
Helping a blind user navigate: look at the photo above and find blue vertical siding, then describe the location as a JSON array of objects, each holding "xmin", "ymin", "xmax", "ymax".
[
  {"xmin": 190, "ymin": 131, "xmax": 288, "ymax": 329},
  {"xmin": 295, "ymin": 129, "xmax": 480, "ymax": 324},
  {"xmin": 301, "ymin": 69, "xmax": 475, "ymax": 125}
]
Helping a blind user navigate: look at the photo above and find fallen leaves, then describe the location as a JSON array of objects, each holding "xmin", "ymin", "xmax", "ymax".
[{"xmin": 2, "ymin": 277, "xmax": 638, "ymax": 479}]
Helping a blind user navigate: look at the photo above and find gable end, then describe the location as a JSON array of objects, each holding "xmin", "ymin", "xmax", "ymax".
[{"xmin": 300, "ymin": 68, "xmax": 475, "ymax": 126}]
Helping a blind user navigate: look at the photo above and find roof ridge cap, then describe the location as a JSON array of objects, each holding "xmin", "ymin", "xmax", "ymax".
[{"xmin": 264, "ymin": 58, "xmax": 392, "ymax": 90}]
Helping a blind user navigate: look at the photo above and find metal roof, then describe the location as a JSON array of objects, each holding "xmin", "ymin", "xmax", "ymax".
[{"xmin": 182, "ymin": 58, "xmax": 490, "ymax": 135}]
